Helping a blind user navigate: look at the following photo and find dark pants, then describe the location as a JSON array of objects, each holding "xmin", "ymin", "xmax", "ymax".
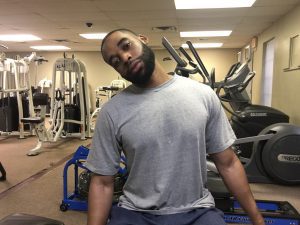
[{"xmin": 107, "ymin": 205, "xmax": 226, "ymax": 225}]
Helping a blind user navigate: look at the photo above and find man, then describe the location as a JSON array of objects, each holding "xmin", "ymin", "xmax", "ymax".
[{"xmin": 85, "ymin": 28, "xmax": 265, "ymax": 225}]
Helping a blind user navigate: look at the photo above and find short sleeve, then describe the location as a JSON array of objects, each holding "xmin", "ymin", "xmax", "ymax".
[
  {"xmin": 84, "ymin": 106, "xmax": 121, "ymax": 175},
  {"xmin": 205, "ymin": 89, "xmax": 236, "ymax": 154}
]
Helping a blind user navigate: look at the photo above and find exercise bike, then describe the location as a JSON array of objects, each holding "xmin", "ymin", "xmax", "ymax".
[{"xmin": 162, "ymin": 36, "xmax": 300, "ymax": 185}]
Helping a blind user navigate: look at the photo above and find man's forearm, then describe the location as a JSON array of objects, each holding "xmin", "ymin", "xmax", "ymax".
[
  {"xmin": 87, "ymin": 175, "xmax": 114, "ymax": 225},
  {"xmin": 217, "ymin": 156, "xmax": 265, "ymax": 225}
]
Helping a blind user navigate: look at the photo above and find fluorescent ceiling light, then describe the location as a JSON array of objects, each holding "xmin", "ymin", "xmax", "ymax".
[
  {"xmin": 180, "ymin": 30, "xmax": 232, "ymax": 37},
  {"xmin": 0, "ymin": 34, "xmax": 41, "ymax": 42},
  {"xmin": 175, "ymin": 0, "xmax": 256, "ymax": 9},
  {"xmin": 30, "ymin": 46, "xmax": 70, "ymax": 50},
  {"xmin": 182, "ymin": 43, "xmax": 223, "ymax": 48},
  {"xmin": 79, "ymin": 33, "xmax": 107, "ymax": 40}
]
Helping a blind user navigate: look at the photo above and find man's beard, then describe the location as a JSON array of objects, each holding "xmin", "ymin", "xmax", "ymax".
[{"xmin": 125, "ymin": 42, "xmax": 155, "ymax": 86}]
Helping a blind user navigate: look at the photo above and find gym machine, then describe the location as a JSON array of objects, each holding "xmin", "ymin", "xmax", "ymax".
[
  {"xmin": 21, "ymin": 54, "xmax": 91, "ymax": 156},
  {"xmin": 207, "ymin": 172, "xmax": 300, "ymax": 225},
  {"xmin": 59, "ymin": 145, "xmax": 90, "ymax": 212},
  {"xmin": 214, "ymin": 60, "xmax": 289, "ymax": 159},
  {"xmin": 162, "ymin": 36, "xmax": 300, "ymax": 185},
  {"xmin": 59, "ymin": 145, "xmax": 127, "ymax": 212},
  {"xmin": 0, "ymin": 52, "xmax": 37, "ymax": 138}
]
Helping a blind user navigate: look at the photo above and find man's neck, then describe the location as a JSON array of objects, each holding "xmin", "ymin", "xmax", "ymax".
[{"xmin": 136, "ymin": 62, "xmax": 172, "ymax": 89}]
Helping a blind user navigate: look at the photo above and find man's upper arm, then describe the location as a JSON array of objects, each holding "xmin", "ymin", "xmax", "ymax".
[
  {"xmin": 85, "ymin": 107, "xmax": 121, "ymax": 175},
  {"xmin": 90, "ymin": 173, "xmax": 115, "ymax": 187},
  {"xmin": 204, "ymin": 87, "xmax": 236, "ymax": 154},
  {"xmin": 209, "ymin": 147, "xmax": 237, "ymax": 170}
]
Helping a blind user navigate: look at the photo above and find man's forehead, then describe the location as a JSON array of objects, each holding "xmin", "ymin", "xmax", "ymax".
[
  {"xmin": 104, "ymin": 31, "xmax": 136, "ymax": 46},
  {"xmin": 101, "ymin": 31, "xmax": 137, "ymax": 59}
]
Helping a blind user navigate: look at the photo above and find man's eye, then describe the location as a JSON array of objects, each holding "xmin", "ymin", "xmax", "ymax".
[{"xmin": 123, "ymin": 42, "xmax": 131, "ymax": 50}]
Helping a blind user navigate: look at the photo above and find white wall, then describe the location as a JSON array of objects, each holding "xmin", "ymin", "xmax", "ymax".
[{"xmin": 252, "ymin": 4, "xmax": 300, "ymax": 125}]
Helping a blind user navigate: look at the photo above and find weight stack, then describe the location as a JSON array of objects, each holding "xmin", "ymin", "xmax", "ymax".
[{"xmin": 63, "ymin": 104, "xmax": 80, "ymax": 133}]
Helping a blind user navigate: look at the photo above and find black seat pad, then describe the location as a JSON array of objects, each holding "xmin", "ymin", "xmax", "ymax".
[{"xmin": 21, "ymin": 117, "xmax": 44, "ymax": 124}]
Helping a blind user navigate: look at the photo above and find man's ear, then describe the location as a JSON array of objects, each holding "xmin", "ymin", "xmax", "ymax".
[{"xmin": 138, "ymin": 34, "xmax": 149, "ymax": 45}]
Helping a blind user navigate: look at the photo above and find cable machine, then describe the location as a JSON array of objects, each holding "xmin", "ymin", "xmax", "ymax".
[
  {"xmin": 0, "ymin": 52, "xmax": 36, "ymax": 138},
  {"xmin": 22, "ymin": 54, "xmax": 91, "ymax": 156}
]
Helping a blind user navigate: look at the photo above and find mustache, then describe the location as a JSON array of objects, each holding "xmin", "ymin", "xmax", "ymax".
[
  {"xmin": 128, "ymin": 54, "xmax": 143, "ymax": 66},
  {"xmin": 126, "ymin": 55, "xmax": 144, "ymax": 75}
]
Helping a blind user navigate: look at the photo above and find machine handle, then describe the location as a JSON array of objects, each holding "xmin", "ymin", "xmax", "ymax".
[
  {"xmin": 186, "ymin": 41, "xmax": 210, "ymax": 80},
  {"xmin": 162, "ymin": 37, "xmax": 187, "ymax": 67}
]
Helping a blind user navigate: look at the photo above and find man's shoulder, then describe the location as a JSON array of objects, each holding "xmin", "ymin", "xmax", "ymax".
[
  {"xmin": 175, "ymin": 75, "xmax": 213, "ymax": 92},
  {"xmin": 101, "ymin": 86, "xmax": 134, "ymax": 110}
]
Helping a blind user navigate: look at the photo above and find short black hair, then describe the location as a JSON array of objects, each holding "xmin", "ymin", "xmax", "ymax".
[{"xmin": 100, "ymin": 28, "xmax": 138, "ymax": 53}]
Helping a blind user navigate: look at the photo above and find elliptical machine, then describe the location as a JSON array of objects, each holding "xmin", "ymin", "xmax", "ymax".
[
  {"xmin": 215, "ymin": 61, "xmax": 289, "ymax": 158},
  {"xmin": 162, "ymin": 36, "xmax": 300, "ymax": 185},
  {"xmin": 213, "ymin": 55, "xmax": 299, "ymax": 185}
]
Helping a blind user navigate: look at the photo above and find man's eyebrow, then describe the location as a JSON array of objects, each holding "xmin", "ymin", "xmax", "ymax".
[
  {"xmin": 107, "ymin": 37, "xmax": 129, "ymax": 65},
  {"xmin": 117, "ymin": 37, "xmax": 128, "ymax": 47}
]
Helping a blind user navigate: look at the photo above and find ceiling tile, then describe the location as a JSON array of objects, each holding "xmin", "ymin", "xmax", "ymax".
[{"xmin": 0, "ymin": 0, "xmax": 299, "ymax": 51}]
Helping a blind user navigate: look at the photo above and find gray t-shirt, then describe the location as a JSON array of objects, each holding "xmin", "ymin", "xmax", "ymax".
[{"xmin": 85, "ymin": 75, "xmax": 236, "ymax": 215}]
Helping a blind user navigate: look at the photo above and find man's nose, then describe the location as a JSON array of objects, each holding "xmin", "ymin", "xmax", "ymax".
[{"xmin": 121, "ymin": 52, "xmax": 132, "ymax": 65}]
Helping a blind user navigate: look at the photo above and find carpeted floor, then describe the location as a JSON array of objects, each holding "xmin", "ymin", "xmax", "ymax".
[
  {"xmin": 0, "ymin": 134, "xmax": 300, "ymax": 225},
  {"xmin": 0, "ymin": 134, "xmax": 90, "ymax": 225},
  {"xmin": 0, "ymin": 163, "xmax": 87, "ymax": 225},
  {"xmin": 0, "ymin": 135, "xmax": 90, "ymax": 193}
]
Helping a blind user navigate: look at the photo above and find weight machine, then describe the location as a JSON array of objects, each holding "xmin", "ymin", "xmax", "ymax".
[
  {"xmin": 59, "ymin": 145, "xmax": 127, "ymax": 212},
  {"xmin": 22, "ymin": 55, "xmax": 91, "ymax": 156},
  {"xmin": 0, "ymin": 52, "xmax": 37, "ymax": 138}
]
